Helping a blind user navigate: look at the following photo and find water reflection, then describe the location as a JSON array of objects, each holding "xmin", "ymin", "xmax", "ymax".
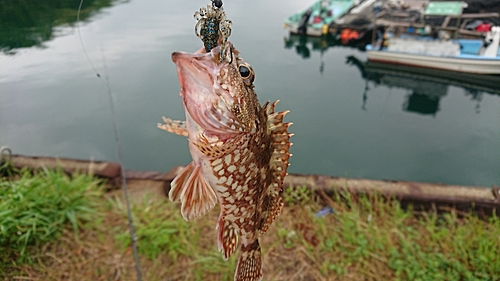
[
  {"xmin": 284, "ymin": 33, "xmax": 369, "ymax": 58},
  {"xmin": 284, "ymin": 35, "xmax": 500, "ymax": 116},
  {"xmin": 346, "ymin": 56, "xmax": 500, "ymax": 116},
  {"xmin": 0, "ymin": 0, "xmax": 127, "ymax": 54},
  {"xmin": 284, "ymin": 33, "xmax": 370, "ymax": 74}
]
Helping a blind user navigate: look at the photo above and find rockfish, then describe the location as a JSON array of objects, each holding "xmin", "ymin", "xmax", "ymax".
[{"xmin": 158, "ymin": 41, "xmax": 292, "ymax": 281}]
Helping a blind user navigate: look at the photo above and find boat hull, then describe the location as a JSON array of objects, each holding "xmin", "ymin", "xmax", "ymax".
[
  {"xmin": 367, "ymin": 50, "xmax": 500, "ymax": 74},
  {"xmin": 364, "ymin": 61, "xmax": 500, "ymax": 94},
  {"xmin": 286, "ymin": 23, "xmax": 324, "ymax": 37}
]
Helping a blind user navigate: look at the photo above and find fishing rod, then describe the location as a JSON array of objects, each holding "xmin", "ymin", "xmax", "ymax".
[{"xmin": 77, "ymin": 1, "xmax": 142, "ymax": 280}]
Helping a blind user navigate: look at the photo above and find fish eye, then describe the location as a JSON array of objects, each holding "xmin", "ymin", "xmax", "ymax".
[
  {"xmin": 239, "ymin": 65, "xmax": 251, "ymax": 78},
  {"xmin": 237, "ymin": 61, "xmax": 255, "ymax": 85}
]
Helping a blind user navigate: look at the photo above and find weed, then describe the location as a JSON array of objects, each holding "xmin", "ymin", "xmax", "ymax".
[
  {"xmin": 283, "ymin": 185, "xmax": 312, "ymax": 205},
  {"xmin": 0, "ymin": 154, "xmax": 15, "ymax": 178},
  {"xmin": 113, "ymin": 196, "xmax": 195, "ymax": 261},
  {"xmin": 277, "ymin": 227, "xmax": 299, "ymax": 249},
  {"xmin": 3, "ymin": 180, "xmax": 500, "ymax": 281},
  {"xmin": 0, "ymin": 168, "xmax": 103, "ymax": 267},
  {"xmin": 287, "ymin": 191, "xmax": 500, "ymax": 280},
  {"xmin": 111, "ymin": 196, "xmax": 236, "ymax": 279}
]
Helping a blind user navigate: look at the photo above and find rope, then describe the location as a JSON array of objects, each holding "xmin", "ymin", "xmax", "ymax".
[{"xmin": 0, "ymin": 146, "xmax": 12, "ymax": 162}]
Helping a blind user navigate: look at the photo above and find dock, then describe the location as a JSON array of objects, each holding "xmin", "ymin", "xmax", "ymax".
[
  {"xmin": 3, "ymin": 154, "xmax": 499, "ymax": 216},
  {"xmin": 286, "ymin": 0, "xmax": 500, "ymax": 44}
]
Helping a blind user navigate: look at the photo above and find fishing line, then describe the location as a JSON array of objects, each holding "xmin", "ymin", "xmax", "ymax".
[
  {"xmin": 100, "ymin": 48, "xmax": 142, "ymax": 281},
  {"xmin": 77, "ymin": 1, "xmax": 142, "ymax": 280},
  {"xmin": 77, "ymin": 0, "xmax": 100, "ymax": 78}
]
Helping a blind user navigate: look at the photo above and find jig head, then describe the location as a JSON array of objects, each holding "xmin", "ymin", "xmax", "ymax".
[{"xmin": 194, "ymin": 0, "xmax": 232, "ymax": 59}]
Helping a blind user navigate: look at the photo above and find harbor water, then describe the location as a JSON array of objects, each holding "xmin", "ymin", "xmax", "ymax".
[{"xmin": 1, "ymin": 0, "xmax": 499, "ymax": 187}]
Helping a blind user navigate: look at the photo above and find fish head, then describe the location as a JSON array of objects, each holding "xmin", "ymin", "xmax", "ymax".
[{"xmin": 172, "ymin": 41, "xmax": 259, "ymax": 143}]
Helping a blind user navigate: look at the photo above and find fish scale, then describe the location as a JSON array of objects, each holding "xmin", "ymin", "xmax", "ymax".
[{"xmin": 158, "ymin": 41, "xmax": 291, "ymax": 281}]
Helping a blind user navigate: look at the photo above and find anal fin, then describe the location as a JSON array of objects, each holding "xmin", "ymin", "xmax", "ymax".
[
  {"xmin": 217, "ymin": 215, "xmax": 239, "ymax": 260},
  {"xmin": 169, "ymin": 162, "xmax": 217, "ymax": 221}
]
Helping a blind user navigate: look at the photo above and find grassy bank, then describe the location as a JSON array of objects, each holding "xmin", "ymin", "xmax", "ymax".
[
  {"xmin": 0, "ymin": 168, "xmax": 103, "ymax": 269},
  {"xmin": 1, "ymin": 168, "xmax": 499, "ymax": 280}
]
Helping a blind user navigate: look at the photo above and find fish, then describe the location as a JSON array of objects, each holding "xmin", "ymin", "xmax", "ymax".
[{"xmin": 158, "ymin": 41, "xmax": 292, "ymax": 281}]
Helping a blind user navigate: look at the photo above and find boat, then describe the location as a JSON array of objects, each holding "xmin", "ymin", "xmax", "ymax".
[
  {"xmin": 367, "ymin": 28, "xmax": 500, "ymax": 74},
  {"xmin": 366, "ymin": 1, "xmax": 500, "ymax": 74},
  {"xmin": 346, "ymin": 55, "xmax": 500, "ymax": 115},
  {"xmin": 372, "ymin": 1, "xmax": 500, "ymax": 40},
  {"xmin": 284, "ymin": 0, "xmax": 358, "ymax": 36},
  {"xmin": 360, "ymin": 60, "xmax": 500, "ymax": 96}
]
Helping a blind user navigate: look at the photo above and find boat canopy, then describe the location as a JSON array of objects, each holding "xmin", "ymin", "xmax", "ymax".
[
  {"xmin": 284, "ymin": 0, "xmax": 357, "ymax": 28},
  {"xmin": 424, "ymin": 1, "xmax": 464, "ymax": 16}
]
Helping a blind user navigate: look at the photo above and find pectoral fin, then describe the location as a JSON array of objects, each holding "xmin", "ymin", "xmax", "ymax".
[
  {"xmin": 157, "ymin": 117, "xmax": 188, "ymax": 137},
  {"xmin": 169, "ymin": 162, "xmax": 217, "ymax": 221}
]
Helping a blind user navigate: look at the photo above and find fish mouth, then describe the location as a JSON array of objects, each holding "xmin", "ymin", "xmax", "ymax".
[
  {"xmin": 172, "ymin": 47, "xmax": 218, "ymax": 99},
  {"xmin": 171, "ymin": 43, "xmax": 239, "ymax": 138},
  {"xmin": 171, "ymin": 42, "xmax": 229, "ymax": 84}
]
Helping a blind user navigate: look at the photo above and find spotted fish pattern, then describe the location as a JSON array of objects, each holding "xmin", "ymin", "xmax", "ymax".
[{"xmin": 158, "ymin": 41, "xmax": 292, "ymax": 281}]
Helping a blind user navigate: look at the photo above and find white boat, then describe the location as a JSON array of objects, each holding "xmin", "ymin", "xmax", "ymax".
[
  {"xmin": 367, "ymin": 0, "xmax": 500, "ymax": 75},
  {"xmin": 366, "ymin": 26, "xmax": 500, "ymax": 74}
]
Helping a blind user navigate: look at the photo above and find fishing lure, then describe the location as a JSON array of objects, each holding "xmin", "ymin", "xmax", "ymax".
[{"xmin": 194, "ymin": 0, "xmax": 232, "ymax": 58}]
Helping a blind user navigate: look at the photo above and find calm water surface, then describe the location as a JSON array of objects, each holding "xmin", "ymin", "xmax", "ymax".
[{"xmin": 1, "ymin": 0, "xmax": 499, "ymax": 187}]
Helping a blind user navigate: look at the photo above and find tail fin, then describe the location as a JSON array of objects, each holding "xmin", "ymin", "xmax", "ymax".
[{"xmin": 234, "ymin": 239, "xmax": 262, "ymax": 281}]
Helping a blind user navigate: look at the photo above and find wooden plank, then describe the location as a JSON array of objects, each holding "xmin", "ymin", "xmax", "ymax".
[
  {"xmin": 456, "ymin": 13, "xmax": 499, "ymax": 19},
  {"xmin": 284, "ymin": 174, "xmax": 500, "ymax": 215},
  {"xmin": 9, "ymin": 155, "xmax": 121, "ymax": 179},
  {"xmin": 3, "ymin": 155, "xmax": 499, "ymax": 215},
  {"xmin": 441, "ymin": 16, "xmax": 451, "ymax": 27}
]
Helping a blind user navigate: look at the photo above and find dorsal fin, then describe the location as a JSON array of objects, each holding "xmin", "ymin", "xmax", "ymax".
[
  {"xmin": 266, "ymin": 100, "xmax": 292, "ymax": 192},
  {"xmin": 259, "ymin": 100, "xmax": 292, "ymax": 234},
  {"xmin": 259, "ymin": 195, "xmax": 284, "ymax": 234}
]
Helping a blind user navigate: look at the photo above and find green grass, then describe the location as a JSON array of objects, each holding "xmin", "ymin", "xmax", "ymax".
[
  {"xmin": 387, "ymin": 211, "xmax": 500, "ymax": 281},
  {"xmin": 1, "ymin": 170, "xmax": 499, "ymax": 281},
  {"xmin": 0, "ymin": 167, "xmax": 104, "ymax": 267},
  {"xmin": 111, "ymin": 196, "xmax": 236, "ymax": 280},
  {"xmin": 279, "ymin": 188, "xmax": 500, "ymax": 280},
  {"xmin": 113, "ymin": 196, "xmax": 193, "ymax": 261}
]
